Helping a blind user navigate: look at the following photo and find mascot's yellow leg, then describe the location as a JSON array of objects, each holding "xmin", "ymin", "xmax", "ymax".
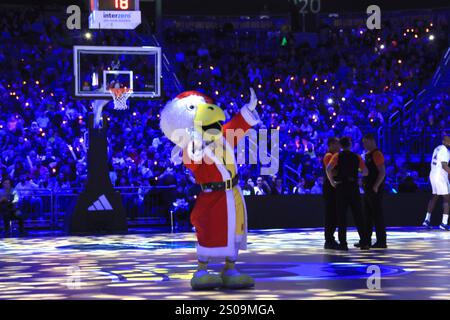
[
  {"xmin": 221, "ymin": 258, "xmax": 255, "ymax": 289},
  {"xmin": 220, "ymin": 188, "xmax": 254, "ymax": 289},
  {"xmin": 191, "ymin": 187, "xmax": 254, "ymax": 290},
  {"xmin": 190, "ymin": 260, "xmax": 223, "ymax": 291}
]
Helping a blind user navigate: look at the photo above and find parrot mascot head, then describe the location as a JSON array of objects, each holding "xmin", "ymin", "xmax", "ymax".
[{"xmin": 160, "ymin": 91, "xmax": 226, "ymax": 148}]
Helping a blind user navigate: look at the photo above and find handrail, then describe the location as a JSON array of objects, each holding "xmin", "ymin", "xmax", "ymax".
[
  {"xmin": 10, "ymin": 185, "xmax": 178, "ymax": 230},
  {"xmin": 284, "ymin": 175, "xmax": 298, "ymax": 187},
  {"xmin": 283, "ymin": 164, "xmax": 300, "ymax": 189},
  {"xmin": 284, "ymin": 164, "xmax": 299, "ymax": 176},
  {"xmin": 13, "ymin": 185, "xmax": 177, "ymax": 195},
  {"xmin": 399, "ymin": 46, "xmax": 450, "ymax": 126},
  {"xmin": 377, "ymin": 126, "xmax": 384, "ymax": 150},
  {"xmin": 150, "ymin": 34, "xmax": 183, "ymax": 92},
  {"xmin": 431, "ymin": 47, "xmax": 450, "ymax": 87},
  {"xmin": 138, "ymin": 14, "xmax": 183, "ymax": 93},
  {"xmin": 383, "ymin": 45, "xmax": 450, "ymax": 152}
]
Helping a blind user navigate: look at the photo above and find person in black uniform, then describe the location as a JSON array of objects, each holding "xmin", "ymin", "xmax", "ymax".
[
  {"xmin": 326, "ymin": 137, "xmax": 370, "ymax": 250},
  {"xmin": 322, "ymin": 137, "xmax": 341, "ymax": 249},
  {"xmin": 361, "ymin": 134, "xmax": 387, "ymax": 248}
]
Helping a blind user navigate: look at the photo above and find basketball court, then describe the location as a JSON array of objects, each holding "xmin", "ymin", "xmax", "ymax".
[{"xmin": 0, "ymin": 227, "xmax": 449, "ymax": 300}]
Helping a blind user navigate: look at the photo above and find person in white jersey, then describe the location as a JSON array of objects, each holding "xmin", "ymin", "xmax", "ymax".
[{"xmin": 422, "ymin": 133, "xmax": 450, "ymax": 231}]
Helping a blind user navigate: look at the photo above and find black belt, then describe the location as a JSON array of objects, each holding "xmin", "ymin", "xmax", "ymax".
[{"xmin": 200, "ymin": 174, "xmax": 239, "ymax": 192}]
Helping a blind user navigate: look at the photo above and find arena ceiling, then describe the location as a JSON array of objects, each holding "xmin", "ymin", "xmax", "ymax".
[
  {"xmin": 160, "ymin": 0, "xmax": 450, "ymax": 15},
  {"xmin": 1, "ymin": 0, "xmax": 450, "ymax": 15}
]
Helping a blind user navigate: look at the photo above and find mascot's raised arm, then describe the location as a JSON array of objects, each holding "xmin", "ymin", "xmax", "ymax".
[{"xmin": 160, "ymin": 88, "xmax": 260, "ymax": 290}]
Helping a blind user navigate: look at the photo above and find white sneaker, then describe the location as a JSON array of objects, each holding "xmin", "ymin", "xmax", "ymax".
[{"xmin": 422, "ymin": 220, "xmax": 432, "ymax": 229}]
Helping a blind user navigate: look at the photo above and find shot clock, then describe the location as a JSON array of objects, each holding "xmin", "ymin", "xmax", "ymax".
[
  {"xmin": 97, "ymin": 0, "xmax": 136, "ymax": 11},
  {"xmin": 89, "ymin": 0, "xmax": 141, "ymax": 29}
]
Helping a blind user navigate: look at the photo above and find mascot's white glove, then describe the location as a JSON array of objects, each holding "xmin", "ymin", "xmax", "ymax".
[
  {"xmin": 241, "ymin": 87, "xmax": 260, "ymax": 126},
  {"xmin": 244, "ymin": 87, "xmax": 258, "ymax": 112}
]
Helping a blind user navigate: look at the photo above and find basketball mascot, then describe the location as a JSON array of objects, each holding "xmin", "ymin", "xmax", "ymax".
[{"xmin": 160, "ymin": 88, "xmax": 260, "ymax": 290}]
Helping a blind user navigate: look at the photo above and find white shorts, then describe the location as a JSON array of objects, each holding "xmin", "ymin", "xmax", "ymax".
[{"xmin": 430, "ymin": 175, "xmax": 450, "ymax": 195}]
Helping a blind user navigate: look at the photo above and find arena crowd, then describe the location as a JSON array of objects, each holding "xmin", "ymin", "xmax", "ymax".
[{"xmin": 0, "ymin": 6, "xmax": 448, "ymax": 211}]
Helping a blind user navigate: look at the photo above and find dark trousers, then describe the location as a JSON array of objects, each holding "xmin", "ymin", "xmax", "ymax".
[
  {"xmin": 363, "ymin": 190, "xmax": 386, "ymax": 244},
  {"xmin": 3, "ymin": 216, "xmax": 24, "ymax": 233},
  {"xmin": 323, "ymin": 185, "xmax": 337, "ymax": 243},
  {"xmin": 336, "ymin": 183, "xmax": 368, "ymax": 246},
  {"xmin": 1, "ymin": 204, "xmax": 24, "ymax": 234}
]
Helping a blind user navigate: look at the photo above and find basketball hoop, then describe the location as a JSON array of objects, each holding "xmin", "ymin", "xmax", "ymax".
[{"xmin": 109, "ymin": 87, "xmax": 133, "ymax": 110}]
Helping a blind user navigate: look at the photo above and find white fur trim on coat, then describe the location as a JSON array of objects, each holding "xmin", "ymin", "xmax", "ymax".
[
  {"xmin": 194, "ymin": 142, "xmax": 247, "ymax": 258},
  {"xmin": 186, "ymin": 139, "xmax": 204, "ymax": 162}
]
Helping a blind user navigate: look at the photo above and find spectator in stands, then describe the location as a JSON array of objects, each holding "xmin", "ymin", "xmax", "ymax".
[
  {"xmin": 343, "ymin": 119, "xmax": 363, "ymax": 152},
  {"xmin": 310, "ymin": 177, "xmax": 323, "ymax": 194},
  {"xmin": 0, "ymin": 5, "xmax": 446, "ymax": 216},
  {"xmin": 0, "ymin": 178, "xmax": 25, "ymax": 236},
  {"xmin": 15, "ymin": 174, "xmax": 42, "ymax": 219},
  {"xmin": 292, "ymin": 177, "xmax": 308, "ymax": 194},
  {"xmin": 242, "ymin": 178, "xmax": 255, "ymax": 196},
  {"xmin": 254, "ymin": 176, "xmax": 271, "ymax": 195},
  {"xmin": 272, "ymin": 177, "xmax": 287, "ymax": 195}
]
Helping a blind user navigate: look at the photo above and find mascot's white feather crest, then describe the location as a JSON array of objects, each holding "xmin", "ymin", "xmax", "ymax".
[{"xmin": 160, "ymin": 93, "xmax": 208, "ymax": 148}]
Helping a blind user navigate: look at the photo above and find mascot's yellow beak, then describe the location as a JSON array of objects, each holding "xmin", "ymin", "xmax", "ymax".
[{"xmin": 194, "ymin": 103, "xmax": 225, "ymax": 142}]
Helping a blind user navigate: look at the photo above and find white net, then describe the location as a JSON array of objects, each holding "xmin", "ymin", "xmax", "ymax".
[{"xmin": 109, "ymin": 88, "xmax": 133, "ymax": 110}]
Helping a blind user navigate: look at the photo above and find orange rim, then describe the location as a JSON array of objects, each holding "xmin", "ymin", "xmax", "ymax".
[{"xmin": 109, "ymin": 87, "xmax": 132, "ymax": 98}]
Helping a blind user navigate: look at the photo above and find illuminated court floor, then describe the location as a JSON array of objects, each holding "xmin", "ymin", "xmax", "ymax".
[{"xmin": 0, "ymin": 227, "xmax": 449, "ymax": 300}]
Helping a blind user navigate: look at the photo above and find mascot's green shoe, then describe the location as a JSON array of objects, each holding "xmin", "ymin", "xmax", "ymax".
[
  {"xmin": 190, "ymin": 270, "xmax": 223, "ymax": 290},
  {"xmin": 221, "ymin": 269, "xmax": 255, "ymax": 289}
]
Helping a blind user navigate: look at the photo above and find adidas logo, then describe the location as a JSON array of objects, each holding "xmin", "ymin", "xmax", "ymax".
[{"xmin": 88, "ymin": 194, "xmax": 113, "ymax": 211}]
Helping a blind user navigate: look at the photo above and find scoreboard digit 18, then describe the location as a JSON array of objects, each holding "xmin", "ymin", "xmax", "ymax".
[
  {"xmin": 89, "ymin": 0, "xmax": 141, "ymax": 29},
  {"xmin": 97, "ymin": 0, "xmax": 136, "ymax": 11}
]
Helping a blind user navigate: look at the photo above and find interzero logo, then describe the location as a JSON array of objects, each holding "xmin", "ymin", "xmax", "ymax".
[{"xmin": 102, "ymin": 12, "xmax": 132, "ymax": 19}]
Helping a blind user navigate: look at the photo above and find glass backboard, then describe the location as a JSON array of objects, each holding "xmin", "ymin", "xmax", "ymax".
[{"xmin": 73, "ymin": 45, "xmax": 161, "ymax": 99}]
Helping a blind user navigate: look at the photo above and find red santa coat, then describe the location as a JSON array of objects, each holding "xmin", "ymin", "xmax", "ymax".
[{"xmin": 183, "ymin": 108, "xmax": 259, "ymax": 257}]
